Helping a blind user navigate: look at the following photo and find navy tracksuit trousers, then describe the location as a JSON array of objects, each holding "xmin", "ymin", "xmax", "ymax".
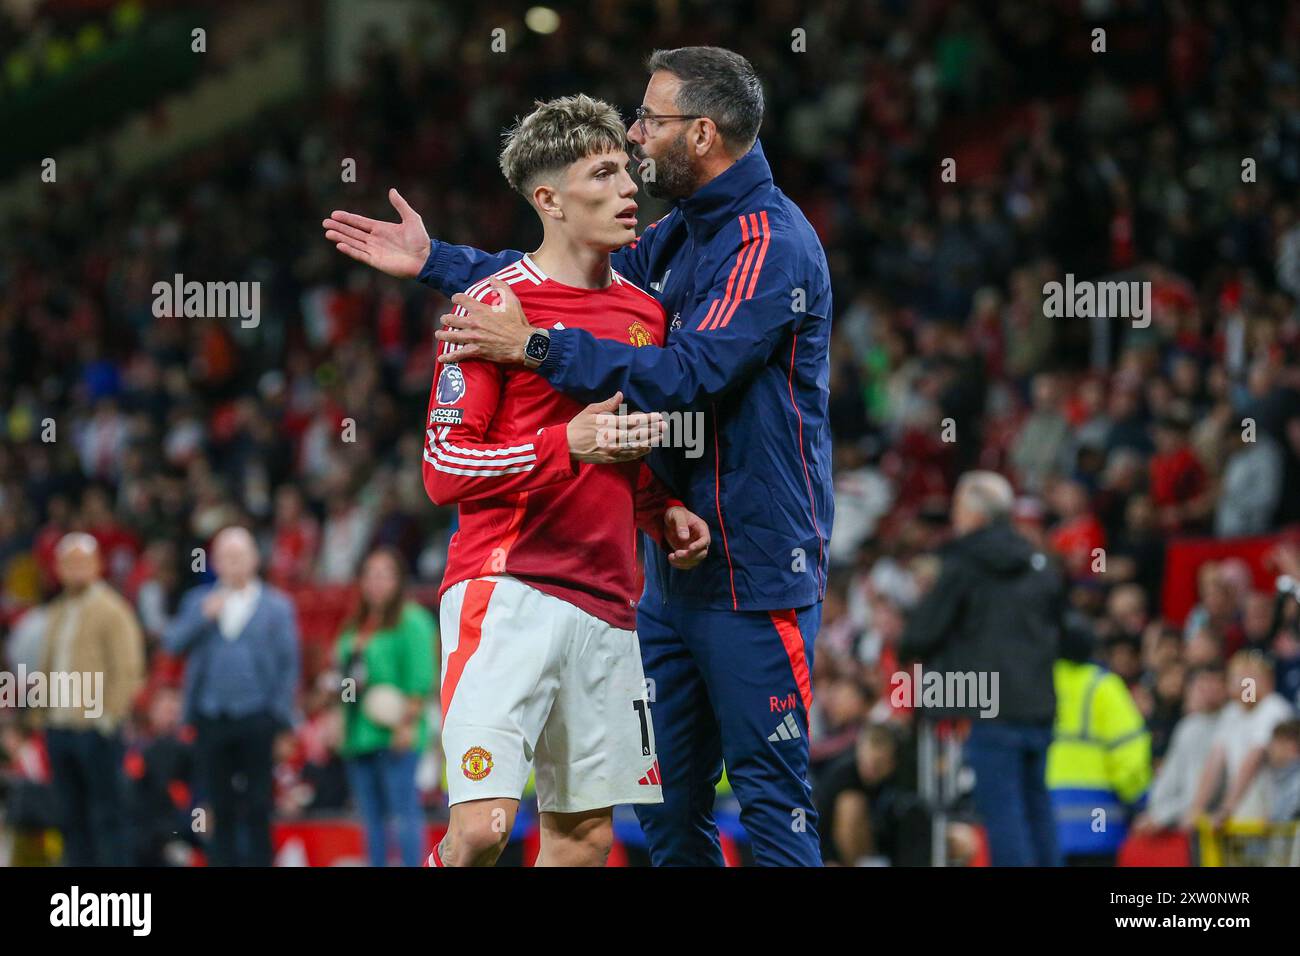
[{"xmin": 633, "ymin": 596, "xmax": 823, "ymax": 866}]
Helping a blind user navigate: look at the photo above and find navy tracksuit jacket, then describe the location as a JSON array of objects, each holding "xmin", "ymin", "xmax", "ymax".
[{"xmin": 420, "ymin": 140, "xmax": 834, "ymax": 865}]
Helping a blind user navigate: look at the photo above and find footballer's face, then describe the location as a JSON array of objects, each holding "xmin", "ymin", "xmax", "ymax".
[
  {"xmin": 627, "ymin": 70, "xmax": 701, "ymax": 201},
  {"xmin": 553, "ymin": 148, "xmax": 640, "ymax": 251}
]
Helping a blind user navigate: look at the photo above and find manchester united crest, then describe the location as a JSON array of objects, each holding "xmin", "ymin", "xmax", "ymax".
[
  {"xmin": 461, "ymin": 746, "xmax": 493, "ymax": 781},
  {"xmin": 627, "ymin": 321, "xmax": 653, "ymax": 347}
]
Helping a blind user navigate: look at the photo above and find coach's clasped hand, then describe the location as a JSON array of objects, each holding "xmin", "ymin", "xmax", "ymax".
[{"xmin": 566, "ymin": 391, "xmax": 665, "ymax": 464}]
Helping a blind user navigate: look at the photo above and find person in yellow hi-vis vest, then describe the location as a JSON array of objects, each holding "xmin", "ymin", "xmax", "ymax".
[{"xmin": 1047, "ymin": 620, "xmax": 1152, "ymax": 866}]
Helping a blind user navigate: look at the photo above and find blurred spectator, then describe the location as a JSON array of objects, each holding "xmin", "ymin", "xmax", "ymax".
[
  {"xmin": 162, "ymin": 526, "xmax": 300, "ymax": 866},
  {"xmin": 4, "ymin": 604, "xmax": 48, "ymax": 675},
  {"xmin": 1103, "ymin": 635, "xmax": 1143, "ymax": 689},
  {"xmin": 316, "ymin": 491, "xmax": 375, "ymax": 584},
  {"xmin": 267, "ymin": 486, "xmax": 320, "ymax": 589},
  {"xmin": 1241, "ymin": 591, "xmax": 1278, "ymax": 653},
  {"xmin": 900, "ymin": 471, "xmax": 1062, "ymax": 867},
  {"xmin": 1149, "ymin": 414, "xmax": 1212, "ymax": 534},
  {"xmin": 1185, "ymin": 627, "xmax": 1226, "ymax": 669},
  {"xmin": 335, "ymin": 548, "xmax": 436, "ymax": 867},
  {"xmin": 38, "ymin": 533, "xmax": 145, "ymax": 866},
  {"xmin": 1103, "ymin": 386, "xmax": 1152, "ymax": 458},
  {"xmin": 1047, "ymin": 479, "xmax": 1106, "ymax": 580},
  {"xmin": 1009, "ymin": 374, "xmax": 1071, "ymax": 493},
  {"xmin": 77, "ymin": 486, "xmax": 142, "ymax": 589},
  {"xmin": 124, "ymin": 686, "xmax": 200, "ymax": 866},
  {"xmin": 0, "ymin": 722, "xmax": 57, "ymax": 866},
  {"xmin": 1265, "ymin": 720, "xmax": 1300, "ymax": 822},
  {"xmin": 1185, "ymin": 653, "xmax": 1296, "ymax": 826},
  {"xmin": 812, "ymin": 722, "xmax": 929, "ymax": 866},
  {"xmin": 1134, "ymin": 663, "xmax": 1228, "ymax": 834},
  {"xmin": 1143, "ymin": 659, "xmax": 1187, "ymax": 761},
  {"xmin": 1047, "ymin": 615, "xmax": 1151, "ymax": 866},
  {"xmin": 132, "ymin": 539, "xmax": 184, "ymax": 644},
  {"xmin": 274, "ymin": 676, "xmax": 349, "ymax": 817},
  {"xmin": 1105, "ymin": 494, "xmax": 1165, "ymax": 606},
  {"xmin": 1215, "ymin": 426, "xmax": 1284, "ymax": 537}
]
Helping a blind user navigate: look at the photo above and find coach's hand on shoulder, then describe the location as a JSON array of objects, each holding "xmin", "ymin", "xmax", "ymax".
[
  {"xmin": 436, "ymin": 278, "xmax": 532, "ymax": 365},
  {"xmin": 566, "ymin": 392, "xmax": 666, "ymax": 464},
  {"xmin": 664, "ymin": 506, "xmax": 710, "ymax": 570},
  {"xmin": 322, "ymin": 188, "xmax": 431, "ymax": 279}
]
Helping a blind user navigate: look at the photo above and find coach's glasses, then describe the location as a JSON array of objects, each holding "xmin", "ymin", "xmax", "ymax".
[{"xmin": 634, "ymin": 105, "xmax": 704, "ymax": 136}]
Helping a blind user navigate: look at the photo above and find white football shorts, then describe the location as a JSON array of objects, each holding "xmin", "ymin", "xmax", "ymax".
[{"xmin": 438, "ymin": 575, "xmax": 662, "ymax": 813}]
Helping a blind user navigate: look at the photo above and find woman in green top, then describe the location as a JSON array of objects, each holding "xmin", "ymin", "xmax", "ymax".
[{"xmin": 336, "ymin": 547, "xmax": 437, "ymax": 867}]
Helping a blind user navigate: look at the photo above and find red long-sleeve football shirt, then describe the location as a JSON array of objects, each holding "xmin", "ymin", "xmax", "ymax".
[{"xmin": 423, "ymin": 256, "xmax": 677, "ymax": 629}]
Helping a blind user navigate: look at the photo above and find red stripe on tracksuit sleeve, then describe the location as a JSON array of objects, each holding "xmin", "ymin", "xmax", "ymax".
[
  {"xmin": 718, "ymin": 211, "xmax": 770, "ymax": 329},
  {"xmin": 698, "ymin": 215, "xmax": 752, "ymax": 331},
  {"xmin": 697, "ymin": 297, "xmax": 721, "ymax": 332},
  {"xmin": 744, "ymin": 211, "xmax": 773, "ymax": 297}
]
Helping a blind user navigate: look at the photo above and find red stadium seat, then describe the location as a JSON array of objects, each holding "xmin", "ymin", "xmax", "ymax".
[{"xmin": 1117, "ymin": 832, "xmax": 1193, "ymax": 867}]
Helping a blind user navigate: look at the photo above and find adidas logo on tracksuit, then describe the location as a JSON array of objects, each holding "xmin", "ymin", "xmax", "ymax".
[{"xmin": 767, "ymin": 713, "xmax": 802, "ymax": 742}]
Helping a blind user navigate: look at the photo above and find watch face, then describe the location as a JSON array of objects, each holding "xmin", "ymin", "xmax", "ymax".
[{"xmin": 525, "ymin": 332, "xmax": 549, "ymax": 362}]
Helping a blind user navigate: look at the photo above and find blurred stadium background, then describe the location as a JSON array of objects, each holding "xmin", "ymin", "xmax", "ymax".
[{"xmin": 2, "ymin": 0, "xmax": 1300, "ymax": 866}]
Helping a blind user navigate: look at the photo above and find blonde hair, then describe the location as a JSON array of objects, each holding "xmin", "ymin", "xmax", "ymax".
[{"xmin": 498, "ymin": 94, "xmax": 627, "ymax": 197}]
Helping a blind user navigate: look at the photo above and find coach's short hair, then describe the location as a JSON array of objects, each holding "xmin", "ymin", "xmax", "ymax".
[
  {"xmin": 498, "ymin": 94, "xmax": 627, "ymax": 198},
  {"xmin": 646, "ymin": 46, "xmax": 764, "ymax": 155}
]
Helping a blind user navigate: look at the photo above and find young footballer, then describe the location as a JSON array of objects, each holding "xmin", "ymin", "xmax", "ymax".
[{"xmin": 416, "ymin": 95, "xmax": 709, "ymax": 866}]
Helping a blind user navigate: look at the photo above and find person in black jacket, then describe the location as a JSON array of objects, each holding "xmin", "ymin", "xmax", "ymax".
[{"xmin": 900, "ymin": 471, "xmax": 1063, "ymax": 866}]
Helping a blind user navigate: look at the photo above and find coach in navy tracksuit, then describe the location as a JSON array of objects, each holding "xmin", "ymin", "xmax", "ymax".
[{"xmin": 327, "ymin": 47, "xmax": 832, "ymax": 865}]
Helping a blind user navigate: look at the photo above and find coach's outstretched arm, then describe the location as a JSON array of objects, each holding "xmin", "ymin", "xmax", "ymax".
[
  {"xmin": 436, "ymin": 223, "xmax": 819, "ymax": 412},
  {"xmin": 322, "ymin": 189, "xmax": 657, "ymax": 289}
]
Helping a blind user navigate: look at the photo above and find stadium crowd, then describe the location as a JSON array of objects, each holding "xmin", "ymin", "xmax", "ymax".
[{"xmin": 3, "ymin": 0, "xmax": 1300, "ymax": 865}]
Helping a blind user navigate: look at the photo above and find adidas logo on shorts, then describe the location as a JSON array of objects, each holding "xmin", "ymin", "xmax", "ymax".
[{"xmin": 767, "ymin": 713, "xmax": 802, "ymax": 742}]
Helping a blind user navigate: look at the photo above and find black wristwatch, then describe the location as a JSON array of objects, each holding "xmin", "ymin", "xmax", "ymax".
[{"xmin": 523, "ymin": 328, "xmax": 551, "ymax": 369}]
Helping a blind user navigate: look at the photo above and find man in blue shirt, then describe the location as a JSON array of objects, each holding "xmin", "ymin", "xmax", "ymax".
[
  {"xmin": 164, "ymin": 526, "xmax": 300, "ymax": 866},
  {"xmin": 324, "ymin": 47, "xmax": 833, "ymax": 866}
]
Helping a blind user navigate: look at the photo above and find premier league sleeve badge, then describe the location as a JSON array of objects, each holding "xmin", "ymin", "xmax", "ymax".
[{"xmin": 436, "ymin": 364, "xmax": 466, "ymax": 405}]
